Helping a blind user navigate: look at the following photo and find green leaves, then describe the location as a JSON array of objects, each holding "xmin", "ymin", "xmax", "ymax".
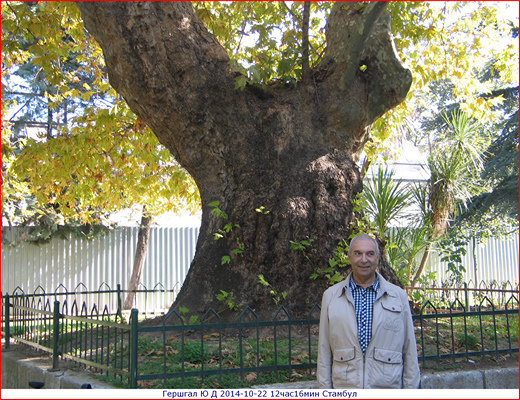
[
  {"xmin": 255, "ymin": 206, "xmax": 269, "ymax": 214},
  {"xmin": 216, "ymin": 290, "xmax": 241, "ymax": 311},
  {"xmin": 221, "ymin": 256, "xmax": 231, "ymax": 265},
  {"xmin": 209, "ymin": 201, "xmax": 228, "ymax": 219},
  {"xmin": 3, "ymin": 1, "xmax": 201, "ymax": 228},
  {"xmin": 289, "ymin": 237, "xmax": 314, "ymax": 252},
  {"xmin": 258, "ymin": 274, "xmax": 269, "ymax": 287},
  {"xmin": 257, "ymin": 275, "xmax": 286, "ymax": 305},
  {"xmin": 428, "ymin": 110, "xmax": 487, "ymax": 229},
  {"xmin": 367, "ymin": 2, "xmax": 519, "ymax": 164},
  {"xmin": 193, "ymin": 1, "xmax": 331, "ymax": 88},
  {"xmin": 233, "ymin": 74, "xmax": 248, "ymax": 91},
  {"xmin": 363, "ymin": 165, "xmax": 412, "ymax": 239},
  {"xmin": 11, "ymin": 105, "xmax": 200, "ymax": 224},
  {"xmin": 2, "ymin": 1, "xmax": 105, "ymax": 106},
  {"xmin": 209, "ymin": 201, "xmax": 243, "ymax": 264}
]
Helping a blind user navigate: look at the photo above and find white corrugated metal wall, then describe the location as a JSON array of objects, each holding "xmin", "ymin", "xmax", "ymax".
[
  {"xmin": 1, "ymin": 226, "xmax": 199, "ymax": 312},
  {"xmin": 1, "ymin": 227, "xmax": 518, "ymax": 309},
  {"xmin": 425, "ymin": 235, "xmax": 519, "ymax": 286}
]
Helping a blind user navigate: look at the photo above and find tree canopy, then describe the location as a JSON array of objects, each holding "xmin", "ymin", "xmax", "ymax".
[
  {"xmin": 3, "ymin": 2, "xmax": 517, "ymax": 221},
  {"xmin": 2, "ymin": 1, "xmax": 200, "ymax": 233}
]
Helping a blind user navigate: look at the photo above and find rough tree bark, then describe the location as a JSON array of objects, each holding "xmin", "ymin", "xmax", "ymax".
[{"xmin": 77, "ymin": 1, "xmax": 412, "ymax": 320}]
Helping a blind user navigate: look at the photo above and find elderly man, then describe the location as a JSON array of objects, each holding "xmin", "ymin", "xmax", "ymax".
[{"xmin": 317, "ymin": 234, "xmax": 420, "ymax": 389}]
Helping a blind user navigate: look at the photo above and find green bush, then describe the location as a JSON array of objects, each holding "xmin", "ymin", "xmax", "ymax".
[{"xmin": 457, "ymin": 333, "xmax": 479, "ymax": 350}]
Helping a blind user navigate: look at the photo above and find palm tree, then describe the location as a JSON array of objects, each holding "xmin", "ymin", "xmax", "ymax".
[
  {"xmin": 363, "ymin": 164, "xmax": 412, "ymax": 240},
  {"xmin": 411, "ymin": 111, "xmax": 485, "ymax": 286},
  {"xmin": 386, "ymin": 180, "xmax": 433, "ymax": 285},
  {"xmin": 362, "ymin": 164, "xmax": 414, "ymax": 282}
]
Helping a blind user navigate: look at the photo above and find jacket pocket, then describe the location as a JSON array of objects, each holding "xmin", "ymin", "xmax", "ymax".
[
  {"xmin": 371, "ymin": 348, "xmax": 403, "ymax": 388},
  {"xmin": 332, "ymin": 348, "xmax": 356, "ymax": 387},
  {"xmin": 374, "ymin": 348, "xmax": 402, "ymax": 364},
  {"xmin": 381, "ymin": 300, "xmax": 403, "ymax": 332},
  {"xmin": 381, "ymin": 300, "xmax": 402, "ymax": 313},
  {"xmin": 333, "ymin": 348, "xmax": 355, "ymax": 363}
]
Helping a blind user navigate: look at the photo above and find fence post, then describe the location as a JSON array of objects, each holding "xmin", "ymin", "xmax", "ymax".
[
  {"xmin": 51, "ymin": 300, "xmax": 60, "ymax": 371},
  {"xmin": 129, "ymin": 308, "xmax": 139, "ymax": 389},
  {"xmin": 117, "ymin": 284, "xmax": 122, "ymax": 318},
  {"xmin": 4, "ymin": 294, "xmax": 10, "ymax": 349},
  {"xmin": 464, "ymin": 282, "xmax": 469, "ymax": 311}
]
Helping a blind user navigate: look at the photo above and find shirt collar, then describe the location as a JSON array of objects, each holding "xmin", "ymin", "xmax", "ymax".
[{"xmin": 348, "ymin": 274, "xmax": 380, "ymax": 293}]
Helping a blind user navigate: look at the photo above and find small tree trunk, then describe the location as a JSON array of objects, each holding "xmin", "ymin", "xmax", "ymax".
[
  {"xmin": 407, "ymin": 257, "xmax": 414, "ymax": 285},
  {"xmin": 472, "ymin": 236, "xmax": 478, "ymax": 284},
  {"xmin": 411, "ymin": 241, "xmax": 433, "ymax": 287},
  {"xmin": 47, "ymin": 105, "xmax": 53, "ymax": 139},
  {"xmin": 123, "ymin": 211, "xmax": 152, "ymax": 310}
]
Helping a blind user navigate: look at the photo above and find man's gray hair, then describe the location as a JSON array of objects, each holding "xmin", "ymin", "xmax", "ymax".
[{"xmin": 348, "ymin": 234, "xmax": 380, "ymax": 255}]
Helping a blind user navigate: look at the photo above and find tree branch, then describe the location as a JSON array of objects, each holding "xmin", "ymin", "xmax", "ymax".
[
  {"xmin": 282, "ymin": 1, "xmax": 296, "ymax": 18},
  {"xmin": 75, "ymin": 1, "xmax": 234, "ymax": 183},
  {"xmin": 302, "ymin": 2, "xmax": 311, "ymax": 84},
  {"xmin": 337, "ymin": 1, "xmax": 389, "ymax": 89},
  {"xmin": 480, "ymin": 86, "xmax": 519, "ymax": 100},
  {"xmin": 322, "ymin": 1, "xmax": 411, "ymax": 124}
]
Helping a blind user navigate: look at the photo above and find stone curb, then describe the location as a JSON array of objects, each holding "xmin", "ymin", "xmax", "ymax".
[
  {"xmin": 420, "ymin": 367, "xmax": 519, "ymax": 389},
  {"xmin": 253, "ymin": 368, "xmax": 519, "ymax": 390},
  {"xmin": 1, "ymin": 348, "xmax": 116, "ymax": 389}
]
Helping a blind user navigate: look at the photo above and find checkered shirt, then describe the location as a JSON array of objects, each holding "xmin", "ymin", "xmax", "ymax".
[{"xmin": 349, "ymin": 276, "xmax": 380, "ymax": 354}]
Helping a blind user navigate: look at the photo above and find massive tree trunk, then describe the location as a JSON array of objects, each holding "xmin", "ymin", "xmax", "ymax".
[{"xmin": 77, "ymin": 1, "xmax": 412, "ymax": 320}]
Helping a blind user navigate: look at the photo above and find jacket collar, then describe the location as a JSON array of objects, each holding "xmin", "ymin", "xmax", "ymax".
[{"xmin": 339, "ymin": 272, "xmax": 399, "ymax": 300}]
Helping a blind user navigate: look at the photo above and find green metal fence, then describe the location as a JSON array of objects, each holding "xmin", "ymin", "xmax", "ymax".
[
  {"xmin": 3, "ymin": 291, "xmax": 132, "ymax": 384},
  {"xmin": 416, "ymin": 294, "xmax": 519, "ymax": 368},
  {"xmin": 2, "ymin": 285, "xmax": 518, "ymax": 389}
]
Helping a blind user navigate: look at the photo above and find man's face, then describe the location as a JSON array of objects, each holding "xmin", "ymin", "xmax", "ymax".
[{"xmin": 348, "ymin": 238, "xmax": 380, "ymax": 286}]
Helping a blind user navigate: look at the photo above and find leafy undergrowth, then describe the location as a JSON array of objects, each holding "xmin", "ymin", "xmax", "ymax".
[
  {"xmin": 118, "ymin": 334, "xmax": 316, "ymax": 389},
  {"xmin": 93, "ymin": 312, "xmax": 518, "ymax": 389},
  {"xmin": 416, "ymin": 313, "xmax": 519, "ymax": 358}
]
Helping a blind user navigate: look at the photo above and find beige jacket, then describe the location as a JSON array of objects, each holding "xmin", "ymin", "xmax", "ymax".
[{"xmin": 317, "ymin": 273, "xmax": 420, "ymax": 389}]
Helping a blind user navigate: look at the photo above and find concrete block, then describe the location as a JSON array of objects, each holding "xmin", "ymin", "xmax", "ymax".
[
  {"xmin": 420, "ymin": 370, "xmax": 484, "ymax": 389},
  {"xmin": 59, "ymin": 369, "xmax": 115, "ymax": 389},
  {"xmin": 16, "ymin": 357, "xmax": 64, "ymax": 389},
  {"xmin": 484, "ymin": 368, "xmax": 519, "ymax": 389},
  {"xmin": 254, "ymin": 381, "xmax": 318, "ymax": 389},
  {"xmin": 1, "ymin": 350, "xmax": 23, "ymax": 388},
  {"xmin": 1, "ymin": 346, "xmax": 115, "ymax": 389},
  {"xmin": 18, "ymin": 357, "xmax": 50, "ymax": 389}
]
